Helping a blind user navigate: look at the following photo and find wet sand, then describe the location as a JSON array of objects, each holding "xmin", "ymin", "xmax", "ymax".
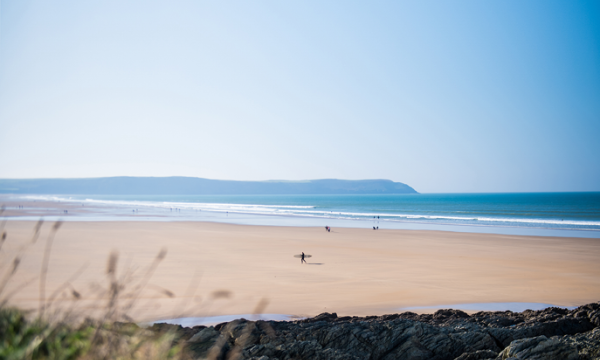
[{"xmin": 1, "ymin": 219, "xmax": 599, "ymax": 322}]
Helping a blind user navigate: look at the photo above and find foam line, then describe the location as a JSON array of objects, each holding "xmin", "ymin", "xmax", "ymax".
[{"xmin": 19, "ymin": 195, "xmax": 600, "ymax": 229}]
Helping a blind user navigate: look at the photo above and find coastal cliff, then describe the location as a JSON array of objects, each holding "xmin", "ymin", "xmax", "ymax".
[
  {"xmin": 152, "ymin": 302, "xmax": 600, "ymax": 360},
  {"xmin": 0, "ymin": 177, "xmax": 418, "ymax": 195}
]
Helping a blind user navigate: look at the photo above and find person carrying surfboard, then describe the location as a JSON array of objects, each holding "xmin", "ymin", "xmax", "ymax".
[{"xmin": 294, "ymin": 253, "xmax": 311, "ymax": 263}]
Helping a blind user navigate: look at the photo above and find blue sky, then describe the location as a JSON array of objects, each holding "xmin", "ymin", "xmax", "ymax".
[{"xmin": 1, "ymin": 0, "xmax": 599, "ymax": 193}]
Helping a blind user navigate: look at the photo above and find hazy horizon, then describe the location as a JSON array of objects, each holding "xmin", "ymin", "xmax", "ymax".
[
  {"xmin": 2, "ymin": 175, "xmax": 600, "ymax": 195},
  {"xmin": 1, "ymin": 1, "xmax": 599, "ymax": 193},
  {"xmin": 1, "ymin": 175, "xmax": 599, "ymax": 194}
]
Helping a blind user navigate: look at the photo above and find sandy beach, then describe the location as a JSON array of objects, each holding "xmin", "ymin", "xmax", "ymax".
[{"xmin": 2, "ymin": 215, "xmax": 600, "ymax": 323}]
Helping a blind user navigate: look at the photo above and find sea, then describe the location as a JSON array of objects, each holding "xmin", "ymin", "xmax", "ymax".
[{"xmin": 11, "ymin": 192, "xmax": 600, "ymax": 238}]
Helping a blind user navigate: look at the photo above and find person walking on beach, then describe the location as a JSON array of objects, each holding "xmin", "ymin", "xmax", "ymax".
[{"xmin": 301, "ymin": 252, "xmax": 307, "ymax": 264}]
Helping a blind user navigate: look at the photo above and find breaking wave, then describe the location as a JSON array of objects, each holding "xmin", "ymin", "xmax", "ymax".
[{"xmin": 21, "ymin": 194, "xmax": 600, "ymax": 230}]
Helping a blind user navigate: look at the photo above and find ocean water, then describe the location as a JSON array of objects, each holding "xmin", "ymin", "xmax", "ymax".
[{"xmin": 15, "ymin": 192, "xmax": 600, "ymax": 237}]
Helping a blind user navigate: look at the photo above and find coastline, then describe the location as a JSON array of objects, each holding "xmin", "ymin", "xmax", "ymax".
[
  {"xmin": 2, "ymin": 217, "xmax": 599, "ymax": 323},
  {"xmin": 2, "ymin": 194, "xmax": 600, "ymax": 239}
]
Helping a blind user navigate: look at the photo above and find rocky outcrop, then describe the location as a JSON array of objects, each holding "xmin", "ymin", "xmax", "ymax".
[{"xmin": 151, "ymin": 302, "xmax": 600, "ymax": 360}]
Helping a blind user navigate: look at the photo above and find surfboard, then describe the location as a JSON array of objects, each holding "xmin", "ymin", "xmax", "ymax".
[{"xmin": 293, "ymin": 254, "xmax": 312, "ymax": 258}]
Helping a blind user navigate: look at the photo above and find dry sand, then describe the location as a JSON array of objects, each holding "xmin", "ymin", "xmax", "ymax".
[{"xmin": 1, "ymin": 219, "xmax": 600, "ymax": 322}]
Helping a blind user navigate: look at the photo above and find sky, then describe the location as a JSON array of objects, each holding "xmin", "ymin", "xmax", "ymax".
[{"xmin": 0, "ymin": 1, "xmax": 599, "ymax": 193}]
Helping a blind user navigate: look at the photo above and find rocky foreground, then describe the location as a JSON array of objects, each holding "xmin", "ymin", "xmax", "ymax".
[{"xmin": 151, "ymin": 302, "xmax": 600, "ymax": 360}]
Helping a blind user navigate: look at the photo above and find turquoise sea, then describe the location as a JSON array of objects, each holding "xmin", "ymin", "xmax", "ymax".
[{"xmin": 17, "ymin": 192, "xmax": 600, "ymax": 238}]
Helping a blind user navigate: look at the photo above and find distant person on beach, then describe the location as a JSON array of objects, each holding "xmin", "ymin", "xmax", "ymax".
[{"xmin": 301, "ymin": 252, "xmax": 306, "ymax": 264}]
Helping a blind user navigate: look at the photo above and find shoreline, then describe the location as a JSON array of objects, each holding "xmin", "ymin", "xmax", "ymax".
[
  {"xmin": 2, "ymin": 195, "xmax": 599, "ymax": 239},
  {"xmin": 2, "ymin": 218, "xmax": 599, "ymax": 323}
]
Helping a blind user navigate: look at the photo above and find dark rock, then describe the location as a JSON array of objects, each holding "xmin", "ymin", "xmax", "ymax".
[
  {"xmin": 495, "ymin": 335, "xmax": 579, "ymax": 360},
  {"xmin": 149, "ymin": 322, "xmax": 182, "ymax": 333},
  {"xmin": 433, "ymin": 309, "xmax": 471, "ymax": 321},
  {"xmin": 188, "ymin": 326, "xmax": 219, "ymax": 343},
  {"xmin": 561, "ymin": 327, "xmax": 600, "ymax": 359},
  {"xmin": 454, "ymin": 349, "xmax": 498, "ymax": 360},
  {"xmin": 336, "ymin": 316, "xmax": 353, "ymax": 322},
  {"xmin": 163, "ymin": 301, "xmax": 600, "ymax": 359},
  {"xmin": 301, "ymin": 312, "xmax": 338, "ymax": 323},
  {"xmin": 149, "ymin": 322, "xmax": 205, "ymax": 343},
  {"xmin": 187, "ymin": 326, "xmax": 221, "ymax": 357},
  {"xmin": 214, "ymin": 321, "xmax": 228, "ymax": 331}
]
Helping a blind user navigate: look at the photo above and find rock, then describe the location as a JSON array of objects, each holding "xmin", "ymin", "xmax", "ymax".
[
  {"xmin": 158, "ymin": 302, "xmax": 600, "ymax": 359},
  {"xmin": 188, "ymin": 326, "xmax": 220, "ymax": 343},
  {"xmin": 301, "ymin": 312, "xmax": 338, "ymax": 323},
  {"xmin": 454, "ymin": 349, "xmax": 498, "ymax": 360},
  {"xmin": 556, "ymin": 327, "xmax": 600, "ymax": 360},
  {"xmin": 187, "ymin": 326, "xmax": 222, "ymax": 358},
  {"xmin": 496, "ymin": 335, "xmax": 579, "ymax": 360},
  {"xmin": 205, "ymin": 333, "xmax": 230, "ymax": 360},
  {"xmin": 149, "ymin": 322, "xmax": 205, "ymax": 344},
  {"xmin": 434, "ymin": 309, "xmax": 471, "ymax": 321}
]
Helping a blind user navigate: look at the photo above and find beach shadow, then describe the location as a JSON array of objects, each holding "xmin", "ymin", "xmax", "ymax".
[{"xmin": 306, "ymin": 263, "xmax": 324, "ymax": 265}]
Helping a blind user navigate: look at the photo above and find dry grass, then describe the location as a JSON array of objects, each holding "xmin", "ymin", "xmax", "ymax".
[
  {"xmin": 0, "ymin": 213, "xmax": 194, "ymax": 359},
  {"xmin": 0, "ymin": 204, "xmax": 281, "ymax": 360}
]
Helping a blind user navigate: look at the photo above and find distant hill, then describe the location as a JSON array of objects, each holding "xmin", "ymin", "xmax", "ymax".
[{"xmin": 0, "ymin": 177, "xmax": 418, "ymax": 195}]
